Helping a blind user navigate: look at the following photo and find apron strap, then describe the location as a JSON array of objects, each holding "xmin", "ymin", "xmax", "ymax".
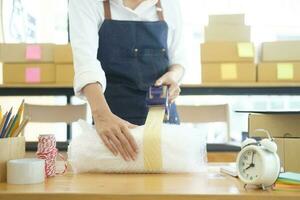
[
  {"xmin": 156, "ymin": 0, "xmax": 165, "ymax": 21},
  {"xmin": 103, "ymin": 0, "xmax": 165, "ymax": 21},
  {"xmin": 103, "ymin": 0, "xmax": 112, "ymax": 20}
]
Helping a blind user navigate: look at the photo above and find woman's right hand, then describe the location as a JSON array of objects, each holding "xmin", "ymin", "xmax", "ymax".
[
  {"xmin": 83, "ymin": 83, "xmax": 138, "ymax": 162},
  {"xmin": 93, "ymin": 110, "xmax": 138, "ymax": 161}
]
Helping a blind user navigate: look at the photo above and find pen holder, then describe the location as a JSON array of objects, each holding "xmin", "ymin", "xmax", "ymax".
[{"xmin": 0, "ymin": 136, "xmax": 26, "ymax": 182}]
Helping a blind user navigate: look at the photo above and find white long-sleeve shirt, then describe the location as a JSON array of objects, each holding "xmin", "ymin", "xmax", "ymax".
[{"xmin": 69, "ymin": 0, "xmax": 185, "ymax": 97}]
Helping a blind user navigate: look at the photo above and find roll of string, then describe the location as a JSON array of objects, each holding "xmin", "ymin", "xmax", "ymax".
[{"xmin": 36, "ymin": 134, "xmax": 67, "ymax": 177}]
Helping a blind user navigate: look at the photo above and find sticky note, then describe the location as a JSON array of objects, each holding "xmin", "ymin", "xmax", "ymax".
[
  {"xmin": 25, "ymin": 67, "xmax": 41, "ymax": 83},
  {"xmin": 221, "ymin": 63, "xmax": 237, "ymax": 80},
  {"xmin": 237, "ymin": 43, "xmax": 254, "ymax": 58},
  {"xmin": 277, "ymin": 63, "xmax": 294, "ymax": 80},
  {"xmin": 26, "ymin": 45, "xmax": 42, "ymax": 60}
]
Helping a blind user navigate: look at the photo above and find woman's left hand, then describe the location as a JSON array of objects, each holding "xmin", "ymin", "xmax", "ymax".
[{"xmin": 155, "ymin": 65, "xmax": 184, "ymax": 103}]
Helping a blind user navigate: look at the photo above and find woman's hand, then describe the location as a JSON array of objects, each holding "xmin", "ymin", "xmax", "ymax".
[
  {"xmin": 83, "ymin": 83, "xmax": 138, "ymax": 161},
  {"xmin": 93, "ymin": 110, "xmax": 138, "ymax": 161},
  {"xmin": 155, "ymin": 64, "xmax": 184, "ymax": 103}
]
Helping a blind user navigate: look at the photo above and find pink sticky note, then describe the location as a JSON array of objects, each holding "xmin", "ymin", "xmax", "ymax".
[
  {"xmin": 26, "ymin": 45, "xmax": 42, "ymax": 60},
  {"xmin": 26, "ymin": 67, "xmax": 41, "ymax": 83}
]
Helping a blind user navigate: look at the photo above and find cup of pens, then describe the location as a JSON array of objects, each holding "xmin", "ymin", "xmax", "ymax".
[{"xmin": 0, "ymin": 100, "xmax": 29, "ymax": 182}]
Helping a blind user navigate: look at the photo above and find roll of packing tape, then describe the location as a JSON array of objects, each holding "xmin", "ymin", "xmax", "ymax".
[{"xmin": 7, "ymin": 158, "xmax": 45, "ymax": 184}]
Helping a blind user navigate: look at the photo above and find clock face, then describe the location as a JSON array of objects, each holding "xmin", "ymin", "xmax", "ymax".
[{"xmin": 238, "ymin": 149, "xmax": 262, "ymax": 182}]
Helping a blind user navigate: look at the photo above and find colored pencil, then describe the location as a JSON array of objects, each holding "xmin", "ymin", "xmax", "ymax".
[
  {"xmin": 0, "ymin": 112, "xmax": 8, "ymax": 138},
  {"xmin": 0, "ymin": 106, "xmax": 2, "ymax": 122},
  {"xmin": 9, "ymin": 100, "xmax": 25, "ymax": 137},
  {"xmin": 3, "ymin": 115, "xmax": 15, "ymax": 138},
  {"xmin": 0, "ymin": 107, "xmax": 13, "ymax": 136},
  {"xmin": 11, "ymin": 117, "xmax": 30, "ymax": 137}
]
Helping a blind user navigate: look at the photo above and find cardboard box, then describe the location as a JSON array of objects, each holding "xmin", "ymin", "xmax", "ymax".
[
  {"xmin": 3, "ymin": 63, "xmax": 56, "ymax": 84},
  {"xmin": 208, "ymin": 14, "xmax": 245, "ymax": 25},
  {"xmin": 262, "ymin": 41, "xmax": 300, "ymax": 62},
  {"xmin": 249, "ymin": 112, "xmax": 300, "ymax": 138},
  {"xmin": 258, "ymin": 63, "xmax": 300, "ymax": 82},
  {"xmin": 274, "ymin": 138, "xmax": 300, "ymax": 172},
  {"xmin": 54, "ymin": 44, "xmax": 73, "ymax": 63},
  {"xmin": 56, "ymin": 64, "xmax": 74, "ymax": 84},
  {"xmin": 284, "ymin": 139, "xmax": 300, "ymax": 172},
  {"xmin": 274, "ymin": 138, "xmax": 285, "ymax": 169},
  {"xmin": 0, "ymin": 43, "xmax": 54, "ymax": 63},
  {"xmin": 202, "ymin": 63, "xmax": 256, "ymax": 83},
  {"xmin": 204, "ymin": 25, "xmax": 250, "ymax": 42},
  {"xmin": 0, "ymin": 137, "xmax": 25, "ymax": 182},
  {"xmin": 201, "ymin": 42, "xmax": 255, "ymax": 63}
]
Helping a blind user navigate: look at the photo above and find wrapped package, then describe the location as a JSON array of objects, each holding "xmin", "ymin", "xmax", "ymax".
[{"xmin": 68, "ymin": 120, "xmax": 207, "ymax": 173}]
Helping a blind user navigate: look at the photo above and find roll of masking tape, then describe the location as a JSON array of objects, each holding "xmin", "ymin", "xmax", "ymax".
[{"xmin": 7, "ymin": 158, "xmax": 45, "ymax": 184}]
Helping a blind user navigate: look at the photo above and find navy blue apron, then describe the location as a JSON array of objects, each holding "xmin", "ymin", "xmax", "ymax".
[{"xmin": 97, "ymin": 0, "xmax": 180, "ymax": 125}]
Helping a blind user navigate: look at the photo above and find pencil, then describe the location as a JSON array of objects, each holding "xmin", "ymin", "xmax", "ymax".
[
  {"xmin": 0, "ymin": 106, "xmax": 2, "ymax": 122},
  {"xmin": 0, "ymin": 112, "xmax": 8, "ymax": 138},
  {"xmin": 0, "ymin": 108, "xmax": 12, "ymax": 138},
  {"xmin": 10, "ymin": 100, "xmax": 25, "ymax": 137},
  {"xmin": 5, "ymin": 114, "xmax": 18, "ymax": 138},
  {"xmin": 11, "ymin": 117, "xmax": 30, "ymax": 137},
  {"xmin": 3, "ymin": 115, "xmax": 15, "ymax": 138}
]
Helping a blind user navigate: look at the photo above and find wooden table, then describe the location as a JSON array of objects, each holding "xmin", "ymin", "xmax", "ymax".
[{"xmin": 0, "ymin": 164, "xmax": 299, "ymax": 200}]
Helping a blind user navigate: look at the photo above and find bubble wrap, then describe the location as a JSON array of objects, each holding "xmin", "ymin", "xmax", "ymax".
[{"xmin": 68, "ymin": 120, "xmax": 207, "ymax": 173}]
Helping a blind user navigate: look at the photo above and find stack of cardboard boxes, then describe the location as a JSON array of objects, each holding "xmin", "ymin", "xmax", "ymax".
[
  {"xmin": 201, "ymin": 14, "xmax": 256, "ymax": 83},
  {"xmin": 54, "ymin": 44, "xmax": 74, "ymax": 85},
  {"xmin": 258, "ymin": 41, "xmax": 300, "ymax": 82},
  {"xmin": 249, "ymin": 112, "xmax": 300, "ymax": 172},
  {"xmin": 0, "ymin": 43, "xmax": 74, "ymax": 85}
]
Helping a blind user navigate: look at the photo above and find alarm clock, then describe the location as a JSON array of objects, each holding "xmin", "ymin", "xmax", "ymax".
[{"xmin": 236, "ymin": 129, "xmax": 280, "ymax": 190}]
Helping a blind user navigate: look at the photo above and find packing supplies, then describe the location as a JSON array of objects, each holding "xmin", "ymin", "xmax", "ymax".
[
  {"xmin": 7, "ymin": 159, "xmax": 45, "ymax": 184},
  {"xmin": 202, "ymin": 63, "xmax": 256, "ymax": 83},
  {"xmin": 275, "ymin": 138, "xmax": 300, "ymax": 173},
  {"xmin": 54, "ymin": 44, "xmax": 74, "ymax": 84},
  {"xmin": 68, "ymin": 120, "xmax": 207, "ymax": 173},
  {"xmin": 0, "ymin": 43, "xmax": 54, "ymax": 63},
  {"xmin": 3, "ymin": 63, "xmax": 56, "ymax": 84},
  {"xmin": 249, "ymin": 112, "xmax": 300, "ymax": 138},
  {"xmin": 244, "ymin": 110, "xmax": 300, "ymax": 172},
  {"xmin": 258, "ymin": 62, "xmax": 300, "ymax": 82},
  {"xmin": 208, "ymin": 14, "xmax": 245, "ymax": 25},
  {"xmin": 54, "ymin": 44, "xmax": 73, "ymax": 63},
  {"xmin": 204, "ymin": 25, "xmax": 250, "ymax": 42},
  {"xmin": 262, "ymin": 41, "xmax": 300, "ymax": 62},
  {"xmin": 55, "ymin": 64, "xmax": 74, "ymax": 84},
  {"xmin": 201, "ymin": 42, "xmax": 255, "ymax": 63}
]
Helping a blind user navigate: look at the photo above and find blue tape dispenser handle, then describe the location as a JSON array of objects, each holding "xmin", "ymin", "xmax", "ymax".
[{"xmin": 146, "ymin": 85, "xmax": 170, "ymax": 120}]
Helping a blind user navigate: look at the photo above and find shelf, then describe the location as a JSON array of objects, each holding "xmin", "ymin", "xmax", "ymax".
[
  {"xmin": 2, "ymin": 83, "xmax": 300, "ymax": 96},
  {"xmin": 183, "ymin": 82, "xmax": 300, "ymax": 88}
]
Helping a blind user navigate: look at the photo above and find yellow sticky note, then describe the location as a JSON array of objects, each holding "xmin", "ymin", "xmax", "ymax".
[
  {"xmin": 237, "ymin": 43, "xmax": 254, "ymax": 58},
  {"xmin": 221, "ymin": 63, "xmax": 237, "ymax": 80},
  {"xmin": 277, "ymin": 63, "xmax": 294, "ymax": 80}
]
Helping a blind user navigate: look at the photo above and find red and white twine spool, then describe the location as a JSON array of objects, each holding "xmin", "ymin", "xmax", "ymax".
[{"xmin": 36, "ymin": 134, "xmax": 67, "ymax": 177}]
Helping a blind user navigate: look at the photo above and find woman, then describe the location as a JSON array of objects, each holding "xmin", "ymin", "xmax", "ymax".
[{"xmin": 69, "ymin": 0, "xmax": 185, "ymax": 162}]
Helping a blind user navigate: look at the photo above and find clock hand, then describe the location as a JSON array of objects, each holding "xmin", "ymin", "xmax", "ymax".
[
  {"xmin": 251, "ymin": 151, "xmax": 254, "ymax": 164},
  {"xmin": 245, "ymin": 163, "xmax": 254, "ymax": 170}
]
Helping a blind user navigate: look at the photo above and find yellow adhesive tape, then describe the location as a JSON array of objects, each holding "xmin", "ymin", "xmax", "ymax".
[
  {"xmin": 277, "ymin": 63, "xmax": 294, "ymax": 80},
  {"xmin": 143, "ymin": 106, "xmax": 165, "ymax": 172},
  {"xmin": 221, "ymin": 63, "xmax": 237, "ymax": 80},
  {"xmin": 237, "ymin": 43, "xmax": 254, "ymax": 58}
]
